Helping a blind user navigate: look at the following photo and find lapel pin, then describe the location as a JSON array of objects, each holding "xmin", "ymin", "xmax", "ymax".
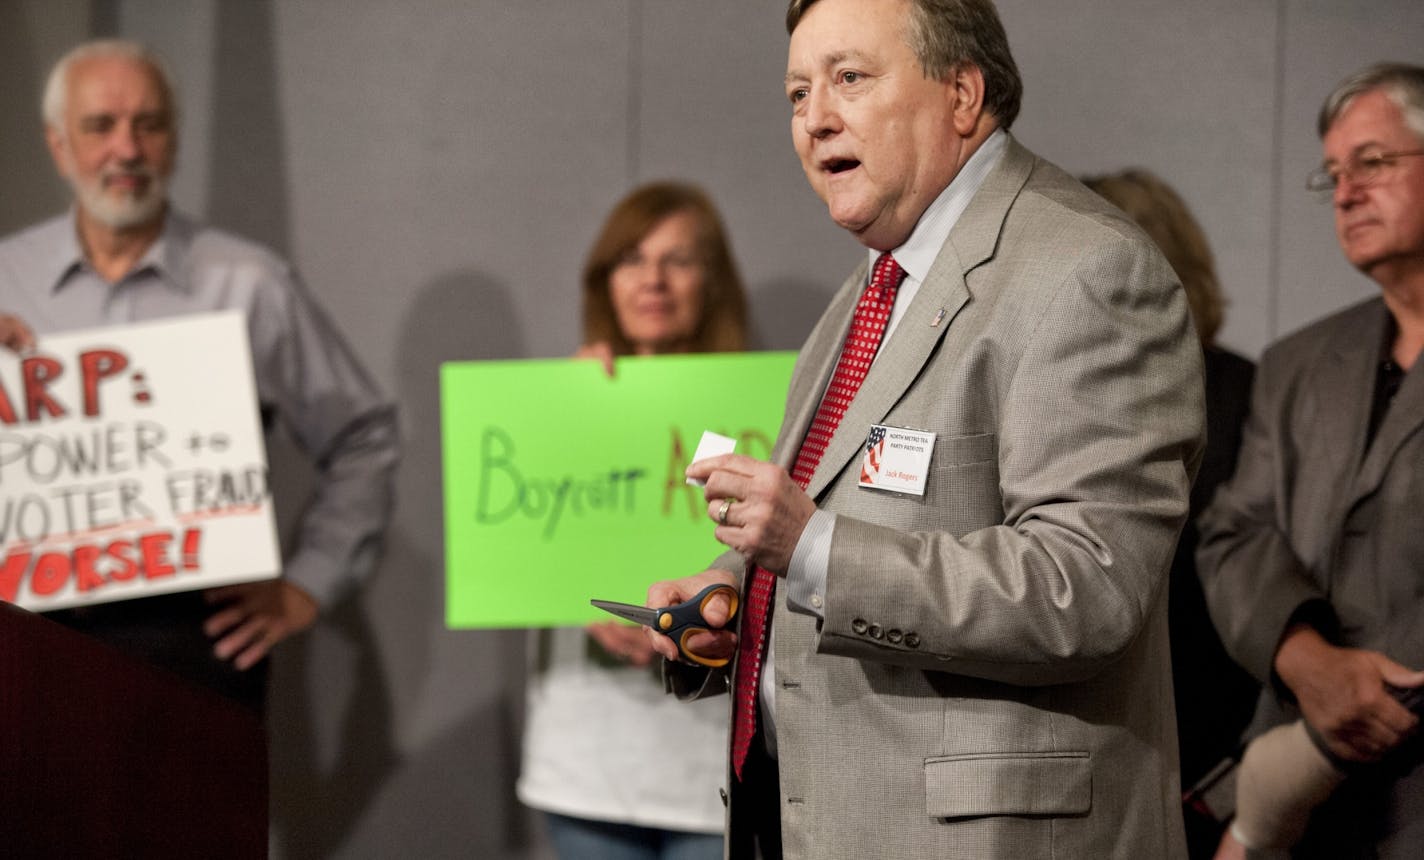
[{"xmin": 930, "ymin": 308, "xmax": 946, "ymax": 327}]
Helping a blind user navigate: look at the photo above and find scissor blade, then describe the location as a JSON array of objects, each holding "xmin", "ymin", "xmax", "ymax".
[{"xmin": 590, "ymin": 598, "xmax": 658, "ymax": 627}]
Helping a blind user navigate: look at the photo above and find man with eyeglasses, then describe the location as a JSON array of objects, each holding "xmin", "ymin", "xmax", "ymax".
[{"xmin": 1199, "ymin": 62, "xmax": 1424, "ymax": 858}]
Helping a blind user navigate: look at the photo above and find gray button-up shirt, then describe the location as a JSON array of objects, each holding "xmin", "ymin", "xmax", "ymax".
[{"xmin": 0, "ymin": 210, "xmax": 399, "ymax": 608}]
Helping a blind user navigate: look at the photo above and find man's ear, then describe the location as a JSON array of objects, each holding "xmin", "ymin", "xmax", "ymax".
[
  {"xmin": 45, "ymin": 125, "xmax": 73, "ymax": 180},
  {"xmin": 949, "ymin": 63, "xmax": 987, "ymax": 136}
]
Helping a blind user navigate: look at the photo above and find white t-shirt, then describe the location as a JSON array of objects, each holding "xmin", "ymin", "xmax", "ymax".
[{"xmin": 518, "ymin": 627, "xmax": 727, "ymax": 833}]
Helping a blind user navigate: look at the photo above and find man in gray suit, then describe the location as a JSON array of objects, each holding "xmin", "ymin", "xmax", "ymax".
[
  {"xmin": 645, "ymin": 0, "xmax": 1204, "ymax": 857},
  {"xmin": 1199, "ymin": 63, "xmax": 1424, "ymax": 858}
]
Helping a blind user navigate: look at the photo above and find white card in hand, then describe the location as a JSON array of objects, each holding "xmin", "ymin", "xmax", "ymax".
[{"xmin": 686, "ymin": 430, "xmax": 737, "ymax": 486}]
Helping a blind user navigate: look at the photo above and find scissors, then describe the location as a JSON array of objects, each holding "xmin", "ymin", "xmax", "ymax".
[{"xmin": 591, "ymin": 583, "xmax": 739, "ymax": 668}]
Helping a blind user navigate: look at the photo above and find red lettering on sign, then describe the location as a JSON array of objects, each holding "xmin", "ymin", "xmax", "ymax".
[
  {"xmin": 22, "ymin": 356, "xmax": 66, "ymax": 422},
  {"xmin": 29, "ymin": 552, "xmax": 69, "ymax": 596},
  {"xmin": 0, "ymin": 549, "xmax": 31, "ymax": 602},
  {"xmin": 139, "ymin": 531, "xmax": 175, "ymax": 580},
  {"xmin": 79, "ymin": 349, "xmax": 130, "ymax": 418},
  {"xmin": 182, "ymin": 528, "xmax": 201, "ymax": 570},
  {"xmin": 106, "ymin": 540, "xmax": 138, "ymax": 581},
  {"xmin": 0, "ymin": 377, "xmax": 17, "ymax": 425},
  {"xmin": 73, "ymin": 544, "xmax": 106, "ymax": 592},
  {"xmin": 0, "ymin": 527, "xmax": 205, "ymax": 603}
]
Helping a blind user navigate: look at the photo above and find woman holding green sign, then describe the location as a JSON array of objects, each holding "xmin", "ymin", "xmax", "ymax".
[{"xmin": 517, "ymin": 182, "xmax": 748, "ymax": 860}]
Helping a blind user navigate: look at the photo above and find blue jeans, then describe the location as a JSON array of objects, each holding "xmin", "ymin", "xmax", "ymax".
[{"xmin": 544, "ymin": 812, "xmax": 723, "ymax": 860}]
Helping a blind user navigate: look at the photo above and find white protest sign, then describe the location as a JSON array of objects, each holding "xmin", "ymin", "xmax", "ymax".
[{"xmin": 0, "ymin": 310, "xmax": 281, "ymax": 610}]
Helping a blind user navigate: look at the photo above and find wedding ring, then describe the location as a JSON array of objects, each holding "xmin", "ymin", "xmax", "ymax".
[{"xmin": 717, "ymin": 498, "xmax": 733, "ymax": 525}]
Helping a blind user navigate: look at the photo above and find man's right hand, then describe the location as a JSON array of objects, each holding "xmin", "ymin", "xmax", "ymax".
[
  {"xmin": 645, "ymin": 568, "xmax": 739, "ymax": 664},
  {"xmin": 1274, "ymin": 623, "xmax": 1424, "ymax": 762},
  {"xmin": 0, "ymin": 313, "xmax": 36, "ymax": 353}
]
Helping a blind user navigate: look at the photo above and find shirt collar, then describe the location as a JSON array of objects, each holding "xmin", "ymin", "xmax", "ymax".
[
  {"xmin": 45, "ymin": 210, "xmax": 89, "ymax": 294},
  {"xmin": 868, "ymin": 127, "xmax": 1008, "ymax": 284},
  {"xmin": 50, "ymin": 206, "xmax": 192, "ymax": 295}
]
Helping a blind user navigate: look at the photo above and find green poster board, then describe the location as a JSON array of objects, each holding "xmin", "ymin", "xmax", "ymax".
[{"xmin": 441, "ymin": 352, "xmax": 796, "ymax": 628}]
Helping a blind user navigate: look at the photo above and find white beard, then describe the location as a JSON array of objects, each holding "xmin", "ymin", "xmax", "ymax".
[{"xmin": 70, "ymin": 168, "xmax": 168, "ymax": 231}]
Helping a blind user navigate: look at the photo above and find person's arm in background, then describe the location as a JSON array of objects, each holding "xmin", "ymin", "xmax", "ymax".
[
  {"xmin": 1216, "ymin": 719, "xmax": 1343, "ymax": 858},
  {"xmin": 205, "ymin": 265, "xmax": 400, "ymax": 669}
]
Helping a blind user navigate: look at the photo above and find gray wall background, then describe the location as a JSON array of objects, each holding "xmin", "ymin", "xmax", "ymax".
[{"xmin": 2, "ymin": 1, "xmax": 1421, "ymax": 857}]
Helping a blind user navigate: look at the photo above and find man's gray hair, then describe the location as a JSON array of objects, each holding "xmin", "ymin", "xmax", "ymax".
[
  {"xmin": 785, "ymin": 0, "xmax": 1022, "ymax": 129},
  {"xmin": 1318, "ymin": 62, "xmax": 1424, "ymax": 141},
  {"xmin": 42, "ymin": 39, "xmax": 178, "ymax": 132}
]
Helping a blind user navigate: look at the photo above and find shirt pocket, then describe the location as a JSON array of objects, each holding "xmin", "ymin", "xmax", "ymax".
[{"xmin": 923, "ymin": 750, "xmax": 1090, "ymax": 818}]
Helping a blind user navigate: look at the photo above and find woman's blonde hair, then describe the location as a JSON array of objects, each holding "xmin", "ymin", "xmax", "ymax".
[{"xmin": 1083, "ymin": 169, "xmax": 1225, "ymax": 346}]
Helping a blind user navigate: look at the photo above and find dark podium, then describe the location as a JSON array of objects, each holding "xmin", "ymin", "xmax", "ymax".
[{"xmin": 0, "ymin": 601, "xmax": 268, "ymax": 857}]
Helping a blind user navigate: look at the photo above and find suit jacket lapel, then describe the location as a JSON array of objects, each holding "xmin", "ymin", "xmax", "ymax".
[
  {"xmin": 1310, "ymin": 304, "xmax": 1381, "ymax": 487},
  {"xmin": 799, "ymin": 138, "xmax": 1037, "ymax": 501},
  {"xmin": 1353, "ymin": 313, "xmax": 1424, "ymax": 502}
]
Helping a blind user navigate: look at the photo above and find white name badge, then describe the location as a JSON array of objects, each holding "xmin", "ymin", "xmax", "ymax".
[{"xmin": 858, "ymin": 424, "xmax": 936, "ymax": 496}]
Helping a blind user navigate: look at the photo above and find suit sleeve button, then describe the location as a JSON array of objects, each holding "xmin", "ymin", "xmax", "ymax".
[
  {"xmin": 869, "ymin": 624, "xmax": 883, "ymax": 640},
  {"xmin": 904, "ymin": 633, "xmax": 920, "ymax": 648},
  {"xmin": 851, "ymin": 618, "xmax": 869, "ymax": 635},
  {"xmin": 887, "ymin": 629, "xmax": 903, "ymax": 644}
]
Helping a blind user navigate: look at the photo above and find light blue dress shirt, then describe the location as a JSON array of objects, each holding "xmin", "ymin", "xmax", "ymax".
[{"xmin": 0, "ymin": 209, "xmax": 399, "ymax": 608}]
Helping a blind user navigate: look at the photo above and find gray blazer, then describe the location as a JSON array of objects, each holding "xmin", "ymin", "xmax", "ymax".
[
  {"xmin": 686, "ymin": 138, "xmax": 1203, "ymax": 859},
  {"xmin": 1198, "ymin": 297, "xmax": 1424, "ymax": 855}
]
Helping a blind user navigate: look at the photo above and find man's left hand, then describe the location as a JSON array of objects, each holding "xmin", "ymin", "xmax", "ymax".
[
  {"xmin": 687, "ymin": 453, "xmax": 817, "ymax": 574},
  {"xmin": 203, "ymin": 580, "xmax": 319, "ymax": 670}
]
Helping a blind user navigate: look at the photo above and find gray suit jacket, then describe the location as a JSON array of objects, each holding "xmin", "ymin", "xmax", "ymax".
[
  {"xmin": 1198, "ymin": 297, "xmax": 1424, "ymax": 856},
  {"xmin": 685, "ymin": 137, "xmax": 1203, "ymax": 858}
]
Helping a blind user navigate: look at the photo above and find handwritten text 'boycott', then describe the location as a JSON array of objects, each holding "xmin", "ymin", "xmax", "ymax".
[{"xmin": 473, "ymin": 425, "xmax": 771, "ymax": 538}]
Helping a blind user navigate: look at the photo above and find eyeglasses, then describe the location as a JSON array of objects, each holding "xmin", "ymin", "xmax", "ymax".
[
  {"xmin": 1305, "ymin": 149, "xmax": 1424, "ymax": 193},
  {"xmin": 613, "ymin": 250, "xmax": 703, "ymax": 275}
]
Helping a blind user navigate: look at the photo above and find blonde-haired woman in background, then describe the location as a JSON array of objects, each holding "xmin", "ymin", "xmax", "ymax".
[{"xmin": 1084, "ymin": 169, "xmax": 1259, "ymax": 859}]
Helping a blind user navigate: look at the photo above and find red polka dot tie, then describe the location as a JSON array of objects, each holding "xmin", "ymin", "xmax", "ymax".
[{"xmin": 730, "ymin": 252, "xmax": 905, "ymax": 780}]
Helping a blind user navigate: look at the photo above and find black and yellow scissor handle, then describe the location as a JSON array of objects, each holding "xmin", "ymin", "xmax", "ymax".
[{"xmin": 655, "ymin": 583, "xmax": 740, "ymax": 668}]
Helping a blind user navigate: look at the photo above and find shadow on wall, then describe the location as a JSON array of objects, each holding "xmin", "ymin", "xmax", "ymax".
[
  {"xmin": 0, "ymin": 7, "xmax": 69, "ymax": 235},
  {"xmin": 385, "ymin": 269, "xmax": 530, "ymax": 742},
  {"xmin": 207, "ymin": 0, "xmax": 290, "ymax": 256},
  {"xmin": 271, "ymin": 271, "xmax": 539, "ymax": 858},
  {"xmin": 267, "ymin": 551, "xmax": 397, "ymax": 858},
  {"xmin": 375, "ymin": 271, "xmax": 536, "ymax": 855},
  {"xmin": 262, "ymin": 406, "xmax": 398, "ymax": 858},
  {"xmin": 195, "ymin": 1, "xmax": 395, "ymax": 852},
  {"xmin": 748, "ymin": 277, "xmax": 841, "ymax": 352}
]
